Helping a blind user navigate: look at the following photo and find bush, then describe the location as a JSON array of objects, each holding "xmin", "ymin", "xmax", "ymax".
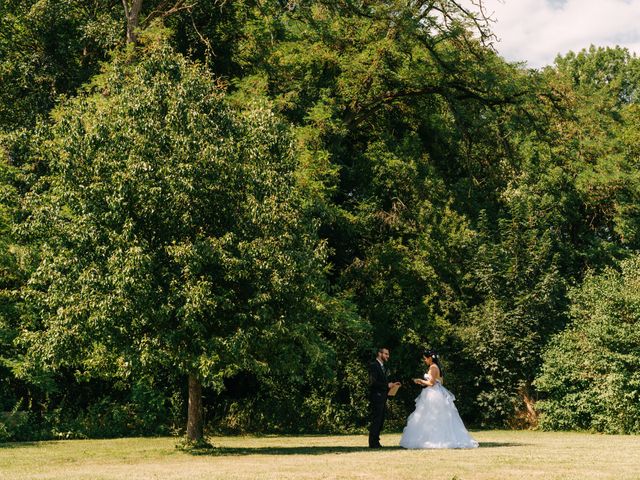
[
  {"xmin": 0, "ymin": 407, "xmax": 43, "ymax": 442},
  {"xmin": 535, "ymin": 254, "xmax": 640, "ymax": 433}
]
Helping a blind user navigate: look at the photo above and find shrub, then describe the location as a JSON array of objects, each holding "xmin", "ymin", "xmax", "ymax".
[{"xmin": 535, "ymin": 254, "xmax": 640, "ymax": 433}]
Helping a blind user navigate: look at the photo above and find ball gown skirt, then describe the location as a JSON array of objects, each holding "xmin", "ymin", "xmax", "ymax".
[{"xmin": 399, "ymin": 378, "xmax": 479, "ymax": 449}]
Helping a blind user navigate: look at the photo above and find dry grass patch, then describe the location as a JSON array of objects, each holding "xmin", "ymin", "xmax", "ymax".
[{"xmin": 1, "ymin": 430, "xmax": 639, "ymax": 479}]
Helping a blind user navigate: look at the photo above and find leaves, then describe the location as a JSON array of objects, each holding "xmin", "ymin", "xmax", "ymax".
[
  {"xmin": 535, "ymin": 254, "xmax": 640, "ymax": 434},
  {"xmin": 11, "ymin": 35, "xmax": 361, "ymax": 426},
  {"xmin": 1, "ymin": 1, "xmax": 639, "ymax": 437}
]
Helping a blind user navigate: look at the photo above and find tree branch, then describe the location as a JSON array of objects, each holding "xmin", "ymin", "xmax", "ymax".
[
  {"xmin": 123, "ymin": 0, "xmax": 144, "ymax": 44},
  {"xmin": 142, "ymin": 0, "xmax": 196, "ymax": 28}
]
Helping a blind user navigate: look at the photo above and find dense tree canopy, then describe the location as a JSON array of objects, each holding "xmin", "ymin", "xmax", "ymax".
[
  {"xmin": 1, "ymin": 1, "xmax": 639, "ymax": 441},
  {"xmin": 8, "ymin": 33, "xmax": 368, "ymax": 441}
]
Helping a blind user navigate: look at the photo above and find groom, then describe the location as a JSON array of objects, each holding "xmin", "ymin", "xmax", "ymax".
[{"xmin": 368, "ymin": 347, "xmax": 401, "ymax": 448}]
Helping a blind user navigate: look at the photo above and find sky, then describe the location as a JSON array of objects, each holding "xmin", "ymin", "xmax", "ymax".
[{"xmin": 477, "ymin": 0, "xmax": 640, "ymax": 68}]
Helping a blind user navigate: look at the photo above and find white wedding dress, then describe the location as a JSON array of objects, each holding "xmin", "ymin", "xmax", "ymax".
[{"xmin": 399, "ymin": 374, "xmax": 479, "ymax": 449}]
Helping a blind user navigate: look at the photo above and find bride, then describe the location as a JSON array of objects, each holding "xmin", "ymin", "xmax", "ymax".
[{"xmin": 399, "ymin": 349, "xmax": 479, "ymax": 449}]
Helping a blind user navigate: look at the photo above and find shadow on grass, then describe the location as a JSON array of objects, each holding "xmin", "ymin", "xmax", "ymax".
[
  {"xmin": 0, "ymin": 441, "xmax": 41, "ymax": 449},
  {"xmin": 185, "ymin": 442, "xmax": 524, "ymax": 456},
  {"xmin": 479, "ymin": 442, "xmax": 526, "ymax": 448},
  {"xmin": 185, "ymin": 445, "xmax": 405, "ymax": 456}
]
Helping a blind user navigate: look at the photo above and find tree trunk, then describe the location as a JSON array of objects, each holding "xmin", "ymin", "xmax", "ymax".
[
  {"xmin": 186, "ymin": 373, "xmax": 204, "ymax": 442},
  {"xmin": 122, "ymin": 0, "xmax": 144, "ymax": 44}
]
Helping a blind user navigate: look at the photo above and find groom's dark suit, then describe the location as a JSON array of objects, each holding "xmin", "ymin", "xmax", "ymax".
[{"xmin": 368, "ymin": 360, "xmax": 389, "ymax": 448}]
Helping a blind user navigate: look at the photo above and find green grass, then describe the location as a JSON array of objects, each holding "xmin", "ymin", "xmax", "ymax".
[{"xmin": 1, "ymin": 430, "xmax": 639, "ymax": 479}]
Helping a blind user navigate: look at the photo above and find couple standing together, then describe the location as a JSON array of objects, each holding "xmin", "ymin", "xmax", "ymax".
[{"xmin": 368, "ymin": 347, "xmax": 479, "ymax": 449}]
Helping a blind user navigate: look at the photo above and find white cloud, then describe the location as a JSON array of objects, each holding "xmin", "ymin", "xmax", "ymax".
[{"xmin": 478, "ymin": 0, "xmax": 640, "ymax": 67}]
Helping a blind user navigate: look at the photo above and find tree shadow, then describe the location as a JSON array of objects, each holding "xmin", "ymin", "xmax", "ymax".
[
  {"xmin": 478, "ymin": 442, "xmax": 526, "ymax": 448},
  {"xmin": 0, "ymin": 441, "xmax": 41, "ymax": 449},
  {"xmin": 0, "ymin": 440, "xmax": 525, "ymax": 453},
  {"xmin": 185, "ymin": 442, "xmax": 524, "ymax": 456},
  {"xmin": 186, "ymin": 445, "xmax": 406, "ymax": 456}
]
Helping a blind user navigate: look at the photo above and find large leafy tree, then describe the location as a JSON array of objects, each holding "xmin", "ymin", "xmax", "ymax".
[
  {"xmin": 13, "ymin": 33, "xmax": 352, "ymax": 442},
  {"xmin": 224, "ymin": 0, "xmax": 574, "ymax": 427},
  {"xmin": 205, "ymin": 0, "xmax": 585, "ymax": 427}
]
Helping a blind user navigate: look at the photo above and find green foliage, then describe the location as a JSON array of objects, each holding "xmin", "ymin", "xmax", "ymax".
[
  {"xmin": 459, "ymin": 159, "xmax": 572, "ymax": 426},
  {"xmin": 554, "ymin": 46, "xmax": 640, "ymax": 252},
  {"xmin": 8, "ymin": 31, "xmax": 365, "ymax": 436},
  {"xmin": 0, "ymin": 136, "xmax": 26, "ymax": 418},
  {"xmin": 535, "ymin": 254, "xmax": 640, "ymax": 434},
  {"xmin": 0, "ymin": 376, "xmax": 177, "ymax": 441},
  {"xmin": 0, "ymin": 407, "xmax": 37, "ymax": 442},
  {"xmin": 1, "ymin": 2, "xmax": 640, "ymax": 438},
  {"xmin": 0, "ymin": 0, "xmax": 122, "ymax": 131},
  {"xmin": 555, "ymin": 45, "xmax": 640, "ymax": 105}
]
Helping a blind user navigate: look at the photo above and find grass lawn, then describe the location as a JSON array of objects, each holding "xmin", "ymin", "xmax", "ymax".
[{"xmin": 1, "ymin": 430, "xmax": 639, "ymax": 480}]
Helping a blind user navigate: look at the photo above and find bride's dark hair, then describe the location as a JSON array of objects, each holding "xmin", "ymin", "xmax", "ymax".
[{"xmin": 423, "ymin": 349, "xmax": 444, "ymax": 378}]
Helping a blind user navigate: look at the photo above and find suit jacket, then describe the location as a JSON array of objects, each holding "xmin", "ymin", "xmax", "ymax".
[{"xmin": 368, "ymin": 360, "xmax": 389, "ymax": 397}]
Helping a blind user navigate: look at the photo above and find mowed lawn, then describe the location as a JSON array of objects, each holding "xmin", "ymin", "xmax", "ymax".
[{"xmin": 1, "ymin": 430, "xmax": 639, "ymax": 480}]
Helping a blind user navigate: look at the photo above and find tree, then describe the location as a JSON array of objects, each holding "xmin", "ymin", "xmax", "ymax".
[
  {"xmin": 554, "ymin": 45, "xmax": 640, "ymax": 105},
  {"xmin": 535, "ymin": 254, "xmax": 640, "ymax": 434},
  {"xmin": 0, "ymin": 0, "xmax": 201, "ymax": 131},
  {"xmin": 553, "ymin": 46, "xmax": 640, "ymax": 253},
  {"xmin": 123, "ymin": 0, "xmax": 196, "ymax": 44},
  {"xmin": 14, "ymin": 33, "xmax": 345, "ymax": 443},
  {"xmin": 4, "ymin": 0, "xmax": 639, "ymax": 435},
  {"xmin": 0, "ymin": 155, "xmax": 20, "ymax": 418},
  {"xmin": 218, "ymin": 0, "xmax": 571, "ymax": 427}
]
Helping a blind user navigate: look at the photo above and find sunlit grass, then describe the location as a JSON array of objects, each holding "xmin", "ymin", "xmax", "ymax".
[{"xmin": 1, "ymin": 430, "xmax": 639, "ymax": 479}]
